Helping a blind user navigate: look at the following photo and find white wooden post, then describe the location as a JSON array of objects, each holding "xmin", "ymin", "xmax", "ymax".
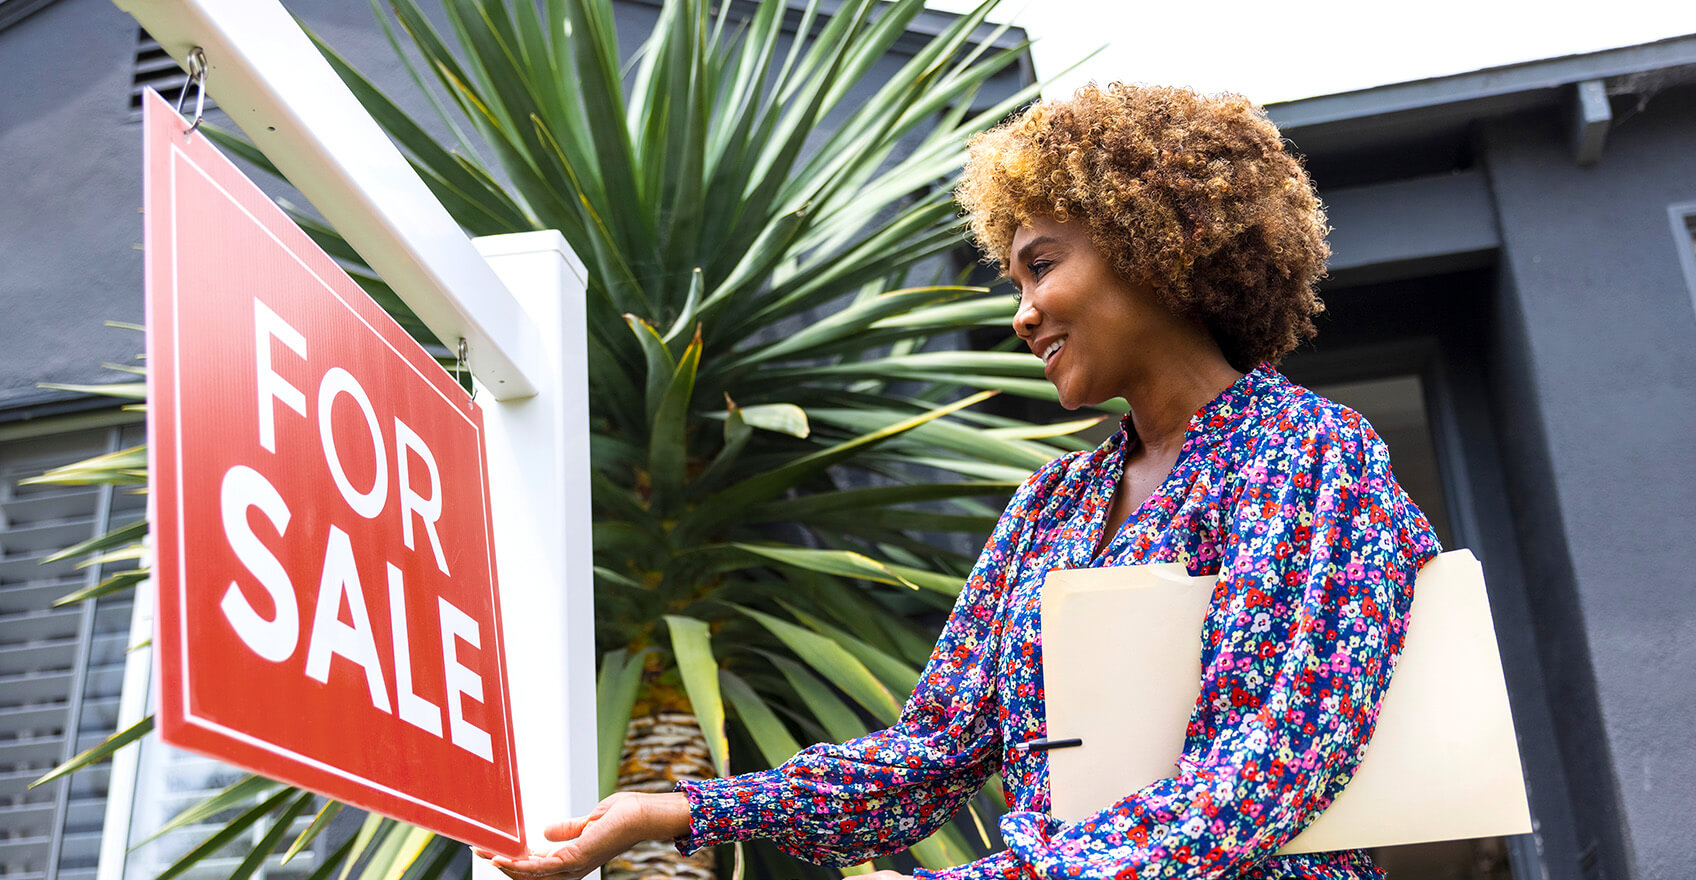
[
  {"xmin": 93, "ymin": 549, "xmax": 155, "ymax": 880},
  {"xmin": 473, "ymin": 232, "xmax": 601, "ymax": 847}
]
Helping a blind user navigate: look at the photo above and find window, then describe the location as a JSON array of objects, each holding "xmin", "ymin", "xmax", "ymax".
[
  {"xmin": 1308, "ymin": 374, "xmax": 1453, "ymax": 547},
  {"xmin": 1670, "ymin": 201, "xmax": 1696, "ymax": 323}
]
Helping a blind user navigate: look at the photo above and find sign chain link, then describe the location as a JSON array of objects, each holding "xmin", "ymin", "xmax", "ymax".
[{"xmin": 174, "ymin": 47, "xmax": 208, "ymax": 135}]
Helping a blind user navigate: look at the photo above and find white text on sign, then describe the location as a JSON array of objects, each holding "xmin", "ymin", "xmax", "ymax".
[{"xmin": 217, "ymin": 298, "xmax": 493, "ymax": 762}]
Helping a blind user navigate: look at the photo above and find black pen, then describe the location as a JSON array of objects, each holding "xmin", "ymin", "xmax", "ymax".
[{"xmin": 1014, "ymin": 737, "xmax": 1083, "ymax": 753}]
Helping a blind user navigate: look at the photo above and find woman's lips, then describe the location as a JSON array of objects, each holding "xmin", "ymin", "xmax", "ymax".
[{"xmin": 1042, "ymin": 336, "xmax": 1066, "ymax": 375}]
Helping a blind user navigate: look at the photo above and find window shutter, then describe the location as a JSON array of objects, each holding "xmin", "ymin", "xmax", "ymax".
[
  {"xmin": 115, "ymin": 739, "xmax": 322, "ymax": 880},
  {"xmin": 0, "ymin": 422, "xmax": 144, "ymax": 880}
]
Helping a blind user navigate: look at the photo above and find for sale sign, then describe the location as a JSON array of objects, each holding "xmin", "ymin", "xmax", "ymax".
[{"xmin": 142, "ymin": 91, "xmax": 524, "ymax": 855}]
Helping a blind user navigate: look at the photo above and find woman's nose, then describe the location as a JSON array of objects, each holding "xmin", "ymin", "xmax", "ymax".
[{"xmin": 1012, "ymin": 295, "xmax": 1039, "ymax": 339}]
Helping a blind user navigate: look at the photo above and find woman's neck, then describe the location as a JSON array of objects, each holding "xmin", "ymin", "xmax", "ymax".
[{"xmin": 1122, "ymin": 354, "xmax": 1244, "ymax": 456}]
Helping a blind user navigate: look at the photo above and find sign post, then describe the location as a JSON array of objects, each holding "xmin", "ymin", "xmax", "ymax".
[
  {"xmin": 108, "ymin": 0, "xmax": 598, "ymax": 868},
  {"xmin": 471, "ymin": 233, "xmax": 599, "ymax": 851},
  {"xmin": 115, "ymin": 0, "xmax": 548, "ymax": 400}
]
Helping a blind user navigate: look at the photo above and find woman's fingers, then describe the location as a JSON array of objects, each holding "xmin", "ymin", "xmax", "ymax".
[
  {"xmin": 485, "ymin": 849, "xmax": 586, "ymax": 880},
  {"xmin": 541, "ymin": 792, "xmax": 626, "ymax": 843},
  {"xmin": 483, "ymin": 857, "xmax": 550, "ymax": 879},
  {"xmin": 472, "ymin": 792, "xmax": 663, "ymax": 880},
  {"xmin": 477, "ymin": 838, "xmax": 592, "ymax": 879},
  {"xmin": 542, "ymin": 816, "xmax": 591, "ymax": 843}
]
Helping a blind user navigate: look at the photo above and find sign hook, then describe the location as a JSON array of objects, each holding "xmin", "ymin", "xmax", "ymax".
[
  {"xmin": 174, "ymin": 47, "xmax": 208, "ymax": 135},
  {"xmin": 457, "ymin": 337, "xmax": 477, "ymax": 403}
]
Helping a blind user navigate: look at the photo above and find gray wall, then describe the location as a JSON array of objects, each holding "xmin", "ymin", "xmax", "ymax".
[
  {"xmin": 0, "ymin": 0, "xmax": 450, "ymax": 409},
  {"xmin": 0, "ymin": 0, "xmax": 146, "ymax": 408},
  {"xmin": 1481, "ymin": 85, "xmax": 1696, "ymax": 880}
]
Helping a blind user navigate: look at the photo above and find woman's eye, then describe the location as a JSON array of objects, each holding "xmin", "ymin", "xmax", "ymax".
[{"xmin": 1028, "ymin": 259, "xmax": 1052, "ymax": 279}]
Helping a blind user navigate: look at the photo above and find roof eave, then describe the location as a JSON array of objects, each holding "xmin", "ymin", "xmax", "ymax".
[{"xmin": 1266, "ymin": 32, "xmax": 1696, "ymax": 140}]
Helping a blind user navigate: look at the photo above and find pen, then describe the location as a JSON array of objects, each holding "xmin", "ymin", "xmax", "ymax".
[{"xmin": 1014, "ymin": 737, "xmax": 1083, "ymax": 753}]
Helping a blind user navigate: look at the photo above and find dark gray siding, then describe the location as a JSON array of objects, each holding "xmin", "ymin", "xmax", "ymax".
[
  {"xmin": 1480, "ymin": 85, "xmax": 1696, "ymax": 880},
  {"xmin": 0, "ymin": 0, "xmax": 145, "ymax": 409}
]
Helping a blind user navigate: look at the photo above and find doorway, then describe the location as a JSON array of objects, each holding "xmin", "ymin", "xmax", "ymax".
[
  {"xmin": 1283, "ymin": 268, "xmax": 1581, "ymax": 880},
  {"xmin": 1304, "ymin": 372, "xmax": 1505, "ymax": 880}
]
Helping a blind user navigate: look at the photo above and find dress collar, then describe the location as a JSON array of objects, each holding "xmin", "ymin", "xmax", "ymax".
[
  {"xmin": 1065, "ymin": 364, "xmax": 1285, "ymax": 568},
  {"xmin": 1115, "ymin": 362, "xmax": 1285, "ymax": 452}
]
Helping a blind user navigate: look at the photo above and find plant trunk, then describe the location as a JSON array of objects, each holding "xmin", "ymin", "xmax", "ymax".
[{"xmin": 605, "ymin": 705, "xmax": 718, "ymax": 880}]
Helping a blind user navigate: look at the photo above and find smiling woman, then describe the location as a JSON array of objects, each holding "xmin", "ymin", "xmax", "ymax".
[
  {"xmin": 959, "ymin": 84, "xmax": 1330, "ymax": 375},
  {"xmin": 481, "ymin": 84, "xmax": 1439, "ymax": 880},
  {"xmin": 1006, "ymin": 216, "xmax": 1212, "ymax": 412}
]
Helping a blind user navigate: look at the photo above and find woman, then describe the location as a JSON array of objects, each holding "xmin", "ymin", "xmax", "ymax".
[{"xmin": 482, "ymin": 84, "xmax": 1440, "ymax": 880}]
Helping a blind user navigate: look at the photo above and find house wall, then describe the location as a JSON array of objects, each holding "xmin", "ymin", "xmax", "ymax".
[
  {"xmin": 1480, "ymin": 85, "xmax": 1696, "ymax": 880},
  {"xmin": 0, "ymin": 0, "xmax": 146, "ymax": 408},
  {"xmin": 0, "ymin": 0, "xmax": 602, "ymax": 411}
]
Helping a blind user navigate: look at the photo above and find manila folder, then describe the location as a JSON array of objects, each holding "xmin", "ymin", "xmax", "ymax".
[{"xmin": 1041, "ymin": 549, "xmax": 1531, "ymax": 854}]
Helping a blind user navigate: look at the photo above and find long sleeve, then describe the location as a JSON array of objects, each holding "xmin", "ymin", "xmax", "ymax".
[
  {"xmin": 922, "ymin": 406, "xmax": 1440, "ymax": 880},
  {"xmin": 676, "ymin": 456, "xmax": 1080, "ymax": 866}
]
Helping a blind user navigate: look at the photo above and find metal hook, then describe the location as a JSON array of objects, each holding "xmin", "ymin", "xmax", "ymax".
[
  {"xmin": 175, "ymin": 47, "xmax": 208, "ymax": 135},
  {"xmin": 456, "ymin": 337, "xmax": 477, "ymax": 403}
]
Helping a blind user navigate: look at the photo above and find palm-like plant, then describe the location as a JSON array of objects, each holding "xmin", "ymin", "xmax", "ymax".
[{"xmin": 32, "ymin": 0, "xmax": 1105, "ymax": 877}]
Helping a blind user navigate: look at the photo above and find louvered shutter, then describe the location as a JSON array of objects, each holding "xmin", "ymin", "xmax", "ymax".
[
  {"xmin": 112, "ymin": 736, "xmax": 321, "ymax": 880},
  {"xmin": 0, "ymin": 422, "xmax": 145, "ymax": 880}
]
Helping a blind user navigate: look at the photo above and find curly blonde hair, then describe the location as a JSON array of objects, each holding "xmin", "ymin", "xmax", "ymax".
[{"xmin": 956, "ymin": 83, "xmax": 1329, "ymax": 370}]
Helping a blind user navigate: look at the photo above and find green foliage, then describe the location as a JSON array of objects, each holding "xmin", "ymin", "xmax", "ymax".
[{"xmin": 36, "ymin": 0, "xmax": 1098, "ymax": 876}]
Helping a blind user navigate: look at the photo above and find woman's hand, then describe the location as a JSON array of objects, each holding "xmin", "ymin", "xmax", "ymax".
[
  {"xmin": 858, "ymin": 872, "xmax": 915, "ymax": 880},
  {"xmin": 472, "ymin": 792, "xmax": 692, "ymax": 880}
]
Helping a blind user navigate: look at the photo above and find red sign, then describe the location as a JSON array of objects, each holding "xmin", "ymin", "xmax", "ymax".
[{"xmin": 142, "ymin": 91, "xmax": 524, "ymax": 855}]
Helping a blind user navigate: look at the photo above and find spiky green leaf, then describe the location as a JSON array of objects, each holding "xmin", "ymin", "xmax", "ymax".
[
  {"xmin": 665, "ymin": 615, "xmax": 729, "ymax": 776},
  {"xmin": 29, "ymin": 716, "xmax": 153, "ymax": 790}
]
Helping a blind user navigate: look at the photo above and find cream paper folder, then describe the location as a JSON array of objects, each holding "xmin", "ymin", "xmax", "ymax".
[{"xmin": 1041, "ymin": 549, "xmax": 1532, "ymax": 854}]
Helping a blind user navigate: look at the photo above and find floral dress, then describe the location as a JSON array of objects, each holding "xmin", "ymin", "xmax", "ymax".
[{"xmin": 677, "ymin": 365, "xmax": 1441, "ymax": 879}]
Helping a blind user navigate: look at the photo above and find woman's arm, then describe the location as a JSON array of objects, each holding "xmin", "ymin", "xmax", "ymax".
[
  {"xmin": 919, "ymin": 406, "xmax": 1439, "ymax": 880},
  {"xmin": 484, "ymin": 454, "xmax": 1079, "ymax": 878},
  {"xmin": 675, "ymin": 457, "xmax": 1080, "ymax": 865}
]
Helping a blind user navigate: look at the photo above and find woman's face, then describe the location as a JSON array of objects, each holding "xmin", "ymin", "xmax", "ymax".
[{"xmin": 1009, "ymin": 215, "xmax": 1175, "ymax": 410}]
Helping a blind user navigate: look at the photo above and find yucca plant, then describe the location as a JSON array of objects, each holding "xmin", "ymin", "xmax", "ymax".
[{"xmin": 32, "ymin": 0, "xmax": 1106, "ymax": 877}]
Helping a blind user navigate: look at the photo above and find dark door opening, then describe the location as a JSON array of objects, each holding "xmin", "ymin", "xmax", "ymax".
[{"xmin": 1283, "ymin": 268, "xmax": 1581, "ymax": 880}]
